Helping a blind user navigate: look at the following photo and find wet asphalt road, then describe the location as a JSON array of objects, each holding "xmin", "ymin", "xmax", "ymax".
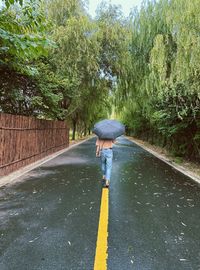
[{"xmin": 0, "ymin": 137, "xmax": 200, "ymax": 270}]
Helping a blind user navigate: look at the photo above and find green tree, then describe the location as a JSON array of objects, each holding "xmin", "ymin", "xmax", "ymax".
[{"xmin": 116, "ymin": 0, "xmax": 200, "ymax": 160}]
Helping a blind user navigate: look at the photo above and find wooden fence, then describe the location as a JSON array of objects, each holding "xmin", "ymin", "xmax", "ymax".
[{"xmin": 0, "ymin": 113, "xmax": 69, "ymax": 176}]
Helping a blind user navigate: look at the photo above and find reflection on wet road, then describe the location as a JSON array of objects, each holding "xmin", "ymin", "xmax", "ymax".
[{"xmin": 0, "ymin": 137, "xmax": 200, "ymax": 270}]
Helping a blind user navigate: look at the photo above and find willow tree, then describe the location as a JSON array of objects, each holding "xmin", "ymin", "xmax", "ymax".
[
  {"xmin": 44, "ymin": 0, "xmax": 112, "ymax": 138},
  {"xmin": 149, "ymin": 0, "xmax": 200, "ymax": 158},
  {"xmin": 115, "ymin": 0, "xmax": 200, "ymax": 160},
  {"xmin": 115, "ymin": 1, "xmax": 167, "ymax": 135}
]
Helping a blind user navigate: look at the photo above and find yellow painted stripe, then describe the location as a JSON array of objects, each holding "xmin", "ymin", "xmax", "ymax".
[{"xmin": 94, "ymin": 188, "xmax": 109, "ymax": 270}]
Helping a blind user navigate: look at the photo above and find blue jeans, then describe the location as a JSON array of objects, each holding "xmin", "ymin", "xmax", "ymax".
[{"xmin": 100, "ymin": 149, "xmax": 113, "ymax": 182}]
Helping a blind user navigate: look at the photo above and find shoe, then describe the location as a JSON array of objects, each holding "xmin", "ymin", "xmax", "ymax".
[{"xmin": 105, "ymin": 180, "xmax": 109, "ymax": 188}]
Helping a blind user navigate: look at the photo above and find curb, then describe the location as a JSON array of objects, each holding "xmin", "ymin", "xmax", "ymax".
[
  {"xmin": 0, "ymin": 137, "xmax": 93, "ymax": 188},
  {"xmin": 126, "ymin": 136, "xmax": 200, "ymax": 185}
]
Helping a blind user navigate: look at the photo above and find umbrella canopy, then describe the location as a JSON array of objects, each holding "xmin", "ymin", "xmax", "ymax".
[{"xmin": 93, "ymin": 119, "xmax": 125, "ymax": 140}]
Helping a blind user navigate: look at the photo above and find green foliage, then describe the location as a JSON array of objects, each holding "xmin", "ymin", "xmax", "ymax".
[
  {"xmin": 115, "ymin": 0, "xmax": 200, "ymax": 160},
  {"xmin": 3, "ymin": 0, "xmax": 23, "ymax": 9},
  {"xmin": 1, "ymin": 0, "xmax": 200, "ymax": 160},
  {"xmin": 0, "ymin": 0, "xmax": 112, "ymax": 133},
  {"xmin": 0, "ymin": 0, "xmax": 52, "ymax": 73}
]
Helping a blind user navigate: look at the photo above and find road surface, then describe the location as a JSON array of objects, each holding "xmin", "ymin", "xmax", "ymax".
[{"xmin": 0, "ymin": 137, "xmax": 200, "ymax": 270}]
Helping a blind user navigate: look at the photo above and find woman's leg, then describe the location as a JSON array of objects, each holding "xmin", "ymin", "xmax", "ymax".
[
  {"xmin": 105, "ymin": 150, "xmax": 113, "ymax": 184},
  {"xmin": 100, "ymin": 150, "xmax": 106, "ymax": 179}
]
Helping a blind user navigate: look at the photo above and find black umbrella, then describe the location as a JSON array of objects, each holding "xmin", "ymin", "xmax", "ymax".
[{"xmin": 93, "ymin": 119, "xmax": 125, "ymax": 140}]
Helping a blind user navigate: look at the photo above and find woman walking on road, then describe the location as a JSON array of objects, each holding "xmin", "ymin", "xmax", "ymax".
[
  {"xmin": 93, "ymin": 119, "xmax": 125, "ymax": 187},
  {"xmin": 96, "ymin": 138, "xmax": 116, "ymax": 188}
]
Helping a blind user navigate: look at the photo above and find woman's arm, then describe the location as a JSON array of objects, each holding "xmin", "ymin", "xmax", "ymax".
[
  {"xmin": 96, "ymin": 138, "xmax": 100, "ymax": 157},
  {"xmin": 96, "ymin": 145, "xmax": 100, "ymax": 157}
]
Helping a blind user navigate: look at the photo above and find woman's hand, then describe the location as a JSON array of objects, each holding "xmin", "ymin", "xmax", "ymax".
[{"xmin": 96, "ymin": 151, "xmax": 100, "ymax": 157}]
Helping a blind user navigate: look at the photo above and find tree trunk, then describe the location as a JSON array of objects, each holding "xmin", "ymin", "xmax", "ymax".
[
  {"xmin": 72, "ymin": 119, "xmax": 76, "ymax": 140},
  {"xmin": 84, "ymin": 123, "xmax": 87, "ymax": 136}
]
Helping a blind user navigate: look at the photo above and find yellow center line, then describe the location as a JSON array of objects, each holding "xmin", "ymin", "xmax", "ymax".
[{"xmin": 94, "ymin": 188, "xmax": 109, "ymax": 270}]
